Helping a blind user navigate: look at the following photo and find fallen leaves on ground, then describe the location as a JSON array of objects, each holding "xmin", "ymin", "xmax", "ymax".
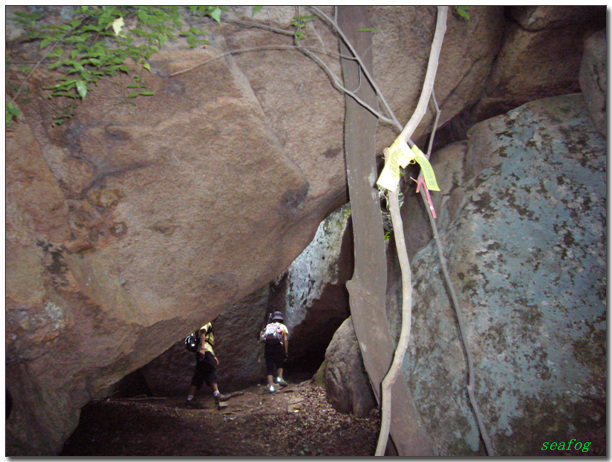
[{"xmin": 61, "ymin": 381, "xmax": 380, "ymax": 456}]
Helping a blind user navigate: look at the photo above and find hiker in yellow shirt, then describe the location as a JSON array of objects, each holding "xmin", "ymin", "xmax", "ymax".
[{"xmin": 186, "ymin": 322, "xmax": 228, "ymax": 407}]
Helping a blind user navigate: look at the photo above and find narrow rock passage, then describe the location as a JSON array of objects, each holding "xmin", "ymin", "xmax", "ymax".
[{"xmin": 60, "ymin": 382, "xmax": 380, "ymax": 456}]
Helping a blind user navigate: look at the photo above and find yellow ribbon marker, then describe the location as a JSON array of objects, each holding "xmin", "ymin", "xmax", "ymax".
[
  {"xmin": 377, "ymin": 137, "xmax": 415, "ymax": 191},
  {"xmin": 411, "ymin": 144, "xmax": 440, "ymax": 191},
  {"xmin": 377, "ymin": 136, "xmax": 441, "ymax": 192},
  {"xmin": 376, "ymin": 146, "xmax": 401, "ymax": 192},
  {"xmin": 390, "ymin": 136, "xmax": 415, "ymax": 168}
]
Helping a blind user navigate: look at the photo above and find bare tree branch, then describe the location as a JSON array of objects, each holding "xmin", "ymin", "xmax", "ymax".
[
  {"xmin": 310, "ymin": 6, "xmax": 403, "ymax": 132},
  {"xmin": 421, "ymin": 91, "xmax": 494, "ymax": 456},
  {"xmin": 374, "ymin": 6, "xmax": 448, "ymax": 456},
  {"xmin": 168, "ymin": 45, "xmax": 341, "ymax": 77}
]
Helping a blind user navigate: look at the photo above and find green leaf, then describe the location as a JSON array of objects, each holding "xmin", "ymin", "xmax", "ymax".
[
  {"xmin": 455, "ymin": 6, "xmax": 470, "ymax": 21},
  {"xmin": 76, "ymin": 80, "xmax": 87, "ymax": 99},
  {"xmin": 40, "ymin": 37, "xmax": 54, "ymax": 49},
  {"xmin": 8, "ymin": 5, "xmax": 227, "ymax": 126},
  {"xmin": 358, "ymin": 27, "xmax": 380, "ymax": 33},
  {"xmin": 253, "ymin": 6, "xmax": 263, "ymax": 15},
  {"xmin": 209, "ymin": 7, "xmax": 221, "ymax": 23},
  {"xmin": 8, "ymin": 104, "xmax": 20, "ymax": 117},
  {"xmin": 6, "ymin": 101, "xmax": 21, "ymax": 127},
  {"xmin": 47, "ymin": 47, "xmax": 64, "ymax": 58}
]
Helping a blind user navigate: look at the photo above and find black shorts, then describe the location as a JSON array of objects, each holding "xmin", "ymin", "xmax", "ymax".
[
  {"xmin": 264, "ymin": 343, "xmax": 286, "ymax": 376},
  {"xmin": 190, "ymin": 351, "xmax": 218, "ymax": 389}
]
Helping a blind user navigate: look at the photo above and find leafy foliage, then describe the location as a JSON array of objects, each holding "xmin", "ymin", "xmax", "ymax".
[
  {"xmin": 454, "ymin": 6, "xmax": 471, "ymax": 21},
  {"xmin": 6, "ymin": 6, "xmax": 224, "ymax": 125},
  {"xmin": 292, "ymin": 14, "xmax": 316, "ymax": 43},
  {"xmin": 5, "ymin": 102, "xmax": 21, "ymax": 128}
]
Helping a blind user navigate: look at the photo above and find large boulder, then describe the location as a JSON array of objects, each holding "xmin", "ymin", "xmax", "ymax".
[
  {"xmin": 6, "ymin": 23, "xmax": 344, "ymax": 454},
  {"xmin": 472, "ymin": 6, "xmax": 606, "ymax": 122},
  {"xmin": 406, "ymin": 93, "xmax": 606, "ymax": 455},
  {"xmin": 323, "ymin": 317, "xmax": 377, "ymax": 417}
]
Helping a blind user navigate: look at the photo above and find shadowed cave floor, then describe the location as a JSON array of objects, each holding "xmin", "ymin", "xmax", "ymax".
[{"xmin": 60, "ymin": 381, "xmax": 380, "ymax": 456}]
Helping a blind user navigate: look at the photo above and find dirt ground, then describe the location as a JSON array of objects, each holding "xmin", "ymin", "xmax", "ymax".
[{"xmin": 60, "ymin": 381, "xmax": 381, "ymax": 456}]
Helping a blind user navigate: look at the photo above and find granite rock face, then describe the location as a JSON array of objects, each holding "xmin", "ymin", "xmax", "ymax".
[
  {"xmin": 472, "ymin": 6, "xmax": 605, "ymax": 122},
  {"xmin": 406, "ymin": 94, "xmax": 606, "ymax": 455},
  {"xmin": 274, "ymin": 204, "xmax": 353, "ymax": 374}
]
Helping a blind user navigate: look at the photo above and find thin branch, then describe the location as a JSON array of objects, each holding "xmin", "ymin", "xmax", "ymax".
[
  {"xmin": 426, "ymin": 91, "xmax": 441, "ymax": 158},
  {"xmin": 223, "ymin": 17, "xmax": 294, "ymax": 36},
  {"xmin": 296, "ymin": 44, "xmax": 395, "ymax": 125},
  {"xmin": 169, "ymin": 39, "xmax": 398, "ymax": 127},
  {"xmin": 310, "ymin": 6, "xmax": 403, "ymax": 132},
  {"xmin": 172, "ymin": 11, "xmax": 402, "ymax": 129},
  {"xmin": 398, "ymin": 9, "xmax": 446, "ymax": 144},
  {"xmin": 374, "ymin": 6, "xmax": 448, "ymax": 456},
  {"xmin": 421, "ymin": 91, "xmax": 494, "ymax": 456},
  {"xmin": 375, "ymin": 147, "xmax": 415, "ymax": 456},
  {"xmin": 168, "ymin": 44, "xmax": 351, "ymax": 77}
]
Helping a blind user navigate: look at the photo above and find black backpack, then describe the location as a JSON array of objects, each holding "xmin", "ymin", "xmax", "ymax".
[{"xmin": 184, "ymin": 331, "xmax": 200, "ymax": 352}]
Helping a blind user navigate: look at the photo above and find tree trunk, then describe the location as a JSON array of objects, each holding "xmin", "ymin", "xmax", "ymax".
[{"xmin": 338, "ymin": 6, "xmax": 433, "ymax": 456}]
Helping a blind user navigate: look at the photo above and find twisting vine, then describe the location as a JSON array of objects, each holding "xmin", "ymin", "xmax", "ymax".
[{"xmin": 372, "ymin": 7, "xmax": 448, "ymax": 455}]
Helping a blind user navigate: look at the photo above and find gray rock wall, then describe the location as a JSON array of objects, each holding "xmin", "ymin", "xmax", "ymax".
[{"xmin": 406, "ymin": 93, "xmax": 606, "ymax": 455}]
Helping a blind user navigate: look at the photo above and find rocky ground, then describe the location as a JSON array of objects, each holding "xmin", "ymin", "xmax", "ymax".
[{"xmin": 60, "ymin": 381, "xmax": 381, "ymax": 456}]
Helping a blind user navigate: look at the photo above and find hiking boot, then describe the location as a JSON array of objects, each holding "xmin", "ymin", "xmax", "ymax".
[
  {"xmin": 276, "ymin": 377, "xmax": 288, "ymax": 388},
  {"xmin": 267, "ymin": 384, "xmax": 275, "ymax": 393},
  {"xmin": 214, "ymin": 393, "xmax": 229, "ymax": 404}
]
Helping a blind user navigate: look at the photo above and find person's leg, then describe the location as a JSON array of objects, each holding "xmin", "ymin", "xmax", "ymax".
[
  {"xmin": 187, "ymin": 384, "xmax": 198, "ymax": 401},
  {"xmin": 264, "ymin": 346, "xmax": 276, "ymax": 392},
  {"xmin": 202, "ymin": 352, "xmax": 226, "ymax": 402},
  {"xmin": 272, "ymin": 345, "xmax": 288, "ymax": 387},
  {"xmin": 187, "ymin": 354, "xmax": 206, "ymax": 405},
  {"xmin": 276, "ymin": 368, "xmax": 288, "ymax": 387}
]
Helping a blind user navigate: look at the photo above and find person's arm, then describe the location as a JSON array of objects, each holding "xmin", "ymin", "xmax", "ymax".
[
  {"xmin": 197, "ymin": 328, "xmax": 207, "ymax": 355},
  {"xmin": 283, "ymin": 332, "xmax": 289, "ymax": 355}
]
